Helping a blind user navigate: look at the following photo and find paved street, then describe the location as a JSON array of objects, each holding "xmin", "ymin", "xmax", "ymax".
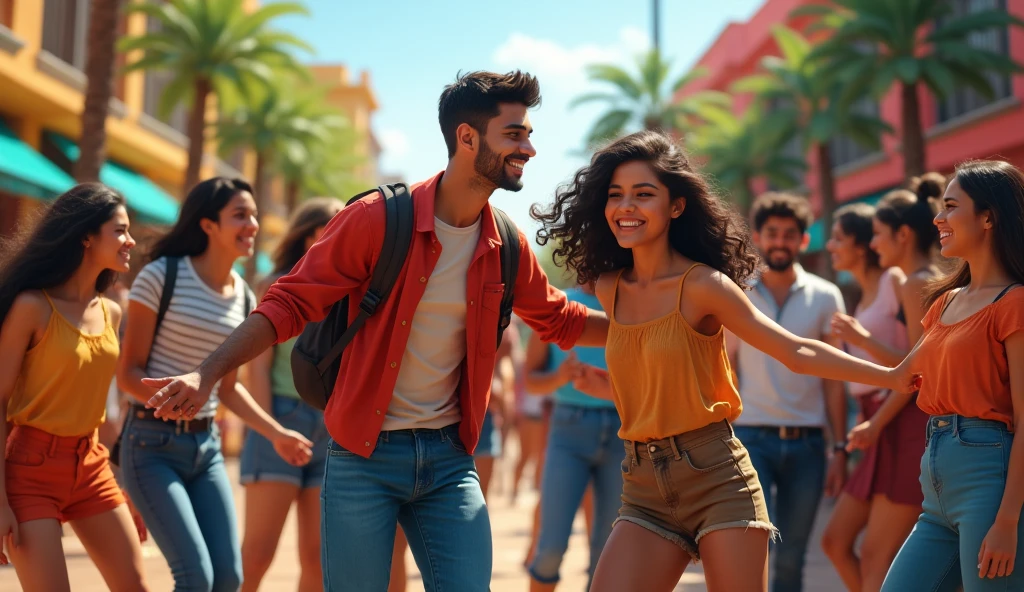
[{"xmin": 5, "ymin": 453, "xmax": 845, "ymax": 591}]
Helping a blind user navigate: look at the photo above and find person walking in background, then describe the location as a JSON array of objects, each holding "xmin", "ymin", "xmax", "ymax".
[
  {"xmin": 0, "ymin": 184, "xmax": 149, "ymax": 591},
  {"xmin": 525, "ymin": 282, "xmax": 620, "ymax": 591},
  {"xmin": 880, "ymin": 160, "xmax": 1024, "ymax": 590},
  {"xmin": 239, "ymin": 198, "xmax": 344, "ymax": 592},
  {"xmin": 820, "ymin": 202, "xmax": 926, "ymax": 591},
  {"xmin": 116, "ymin": 177, "xmax": 312, "ymax": 592},
  {"xmin": 532, "ymin": 130, "xmax": 920, "ymax": 591},
  {"xmin": 728, "ymin": 192, "xmax": 850, "ymax": 592}
]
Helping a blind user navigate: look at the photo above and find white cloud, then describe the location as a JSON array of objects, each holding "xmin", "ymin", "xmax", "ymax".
[{"xmin": 379, "ymin": 128, "xmax": 410, "ymax": 160}]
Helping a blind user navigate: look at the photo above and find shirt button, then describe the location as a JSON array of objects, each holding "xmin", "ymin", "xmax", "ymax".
[
  {"xmin": 365, "ymin": 441, "xmax": 370, "ymax": 447},
  {"xmin": 376, "ymin": 410, "xmax": 381, "ymax": 415},
  {"xmin": 470, "ymin": 300, "xmax": 474, "ymax": 306},
  {"xmin": 432, "ymin": 249, "xmax": 436, "ymax": 254},
  {"xmin": 420, "ymin": 276, "xmax": 426, "ymax": 283},
  {"xmin": 648, "ymin": 444, "xmax": 657, "ymax": 452},
  {"xmin": 390, "ymin": 362, "xmax": 397, "ymax": 368},
  {"xmin": 401, "ymin": 320, "xmax": 407, "ymax": 326}
]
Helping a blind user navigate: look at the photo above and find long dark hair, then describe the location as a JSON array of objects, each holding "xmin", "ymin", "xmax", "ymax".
[
  {"xmin": 271, "ymin": 197, "xmax": 344, "ymax": 276},
  {"xmin": 924, "ymin": 160, "xmax": 1024, "ymax": 308},
  {"xmin": 875, "ymin": 179, "xmax": 942, "ymax": 256},
  {"xmin": 148, "ymin": 177, "xmax": 253, "ymax": 262},
  {"xmin": 532, "ymin": 130, "xmax": 760, "ymax": 286},
  {"xmin": 835, "ymin": 202, "xmax": 880, "ymax": 269},
  {"xmin": 0, "ymin": 183, "xmax": 126, "ymax": 326}
]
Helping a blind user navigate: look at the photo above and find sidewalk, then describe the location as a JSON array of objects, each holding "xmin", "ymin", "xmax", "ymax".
[{"xmin": 6, "ymin": 457, "xmax": 844, "ymax": 591}]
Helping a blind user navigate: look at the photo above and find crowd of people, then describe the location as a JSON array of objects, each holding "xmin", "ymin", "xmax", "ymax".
[{"xmin": 1, "ymin": 68, "xmax": 1022, "ymax": 592}]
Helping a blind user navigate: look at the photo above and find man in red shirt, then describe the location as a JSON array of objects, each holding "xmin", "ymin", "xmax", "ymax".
[{"xmin": 143, "ymin": 70, "xmax": 609, "ymax": 591}]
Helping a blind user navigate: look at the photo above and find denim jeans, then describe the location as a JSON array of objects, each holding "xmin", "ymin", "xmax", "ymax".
[
  {"xmin": 733, "ymin": 426, "xmax": 826, "ymax": 592},
  {"xmin": 529, "ymin": 404, "xmax": 623, "ymax": 585},
  {"xmin": 320, "ymin": 423, "xmax": 491, "ymax": 592},
  {"xmin": 239, "ymin": 395, "xmax": 330, "ymax": 489},
  {"xmin": 120, "ymin": 414, "xmax": 242, "ymax": 592},
  {"xmin": 882, "ymin": 415, "xmax": 1023, "ymax": 592}
]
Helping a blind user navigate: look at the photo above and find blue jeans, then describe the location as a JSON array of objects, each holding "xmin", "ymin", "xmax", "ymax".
[
  {"xmin": 320, "ymin": 423, "xmax": 491, "ymax": 592},
  {"xmin": 474, "ymin": 409, "xmax": 501, "ymax": 458},
  {"xmin": 529, "ymin": 404, "xmax": 623, "ymax": 585},
  {"xmin": 239, "ymin": 395, "xmax": 329, "ymax": 488},
  {"xmin": 120, "ymin": 414, "xmax": 241, "ymax": 592},
  {"xmin": 882, "ymin": 415, "xmax": 1023, "ymax": 592},
  {"xmin": 733, "ymin": 426, "xmax": 826, "ymax": 592}
]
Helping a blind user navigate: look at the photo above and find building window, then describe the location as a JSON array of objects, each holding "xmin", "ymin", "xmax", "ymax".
[
  {"xmin": 936, "ymin": 0, "xmax": 1012, "ymax": 123},
  {"xmin": 41, "ymin": 0, "xmax": 89, "ymax": 70},
  {"xmin": 830, "ymin": 97, "xmax": 882, "ymax": 168},
  {"xmin": 141, "ymin": 13, "xmax": 188, "ymax": 135}
]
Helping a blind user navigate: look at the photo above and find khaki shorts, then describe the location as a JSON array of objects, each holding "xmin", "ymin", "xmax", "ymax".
[{"xmin": 615, "ymin": 420, "xmax": 777, "ymax": 561}]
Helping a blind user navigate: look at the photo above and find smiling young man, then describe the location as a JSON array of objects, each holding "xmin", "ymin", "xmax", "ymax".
[
  {"xmin": 139, "ymin": 70, "xmax": 609, "ymax": 591},
  {"xmin": 726, "ymin": 192, "xmax": 849, "ymax": 592}
]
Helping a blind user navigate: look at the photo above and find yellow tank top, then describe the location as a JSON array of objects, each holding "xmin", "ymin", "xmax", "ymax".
[
  {"xmin": 605, "ymin": 264, "xmax": 742, "ymax": 441},
  {"xmin": 7, "ymin": 292, "xmax": 120, "ymax": 437}
]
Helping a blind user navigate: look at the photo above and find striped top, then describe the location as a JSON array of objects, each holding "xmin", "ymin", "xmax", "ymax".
[{"xmin": 129, "ymin": 256, "xmax": 255, "ymax": 418}]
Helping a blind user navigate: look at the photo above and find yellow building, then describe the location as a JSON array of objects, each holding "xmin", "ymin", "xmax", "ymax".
[{"xmin": 310, "ymin": 64, "xmax": 382, "ymax": 186}]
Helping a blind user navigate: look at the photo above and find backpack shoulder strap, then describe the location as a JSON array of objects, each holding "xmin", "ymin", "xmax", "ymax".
[
  {"xmin": 316, "ymin": 184, "xmax": 414, "ymax": 373},
  {"xmin": 156, "ymin": 256, "xmax": 180, "ymax": 335},
  {"xmin": 491, "ymin": 207, "xmax": 520, "ymax": 347}
]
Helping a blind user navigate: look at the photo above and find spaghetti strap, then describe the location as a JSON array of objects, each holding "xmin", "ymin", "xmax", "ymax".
[
  {"xmin": 676, "ymin": 263, "xmax": 704, "ymax": 307},
  {"xmin": 41, "ymin": 290, "xmax": 57, "ymax": 310},
  {"xmin": 98, "ymin": 295, "xmax": 110, "ymax": 327},
  {"xmin": 609, "ymin": 269, "xmax": 627, "ymax": 323}
]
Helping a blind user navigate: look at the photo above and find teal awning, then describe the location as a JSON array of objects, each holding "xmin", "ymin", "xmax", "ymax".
[
  {"xmin": 49, "ymin": 134, "xmax": 180, "ymax": 225},
  {"xmin": 0, "ymin": 120, "xmax": 75, "ymax": 200},
  {"xmin": 806, "ymin": 187, "xmax": 897, "ymax": 253},
  {"xmin": 233, "ymin": 252, "xmax": 273, "ymax": 278}
]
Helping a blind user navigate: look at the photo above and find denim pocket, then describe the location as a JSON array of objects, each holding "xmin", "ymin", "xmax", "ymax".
[
  {"xmin": 955, "ymin": 425, "xmax": 1005, "ymax": 448},
  {"xmin": 446, "ymin": 431, "xmax": 468, "ymax": 454},
  {"xmin": 327, "ymin": 439, "xmax": 356, "ymax": 457}
]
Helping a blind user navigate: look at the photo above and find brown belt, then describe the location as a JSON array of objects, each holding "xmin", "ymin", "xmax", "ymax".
[
  {"xmin": 747, "ymin": 425, "xmax": 823, "ymax": 440},
  {"xmin": 129, "ymin": 405, "xmax": 214, "ymax": 433}
]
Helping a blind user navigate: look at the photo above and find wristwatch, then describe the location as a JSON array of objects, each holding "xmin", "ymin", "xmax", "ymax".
[{"xmin": 832, "ymin": 442, "xmax": 849, "ymax": 454}]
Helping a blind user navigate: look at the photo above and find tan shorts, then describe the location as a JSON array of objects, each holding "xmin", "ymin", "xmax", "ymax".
[{"xmin": 615, "ymin": 420, "xmax": 777, "ymax": 561}]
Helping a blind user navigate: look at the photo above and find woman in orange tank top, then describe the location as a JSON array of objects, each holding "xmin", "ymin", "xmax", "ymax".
[
  {"xmin": 533, "ymin": 131, "xmax": 920, "ymax": 592},
  {"xmin": 0, "ymin": 184, "xmax": 148, "ymax": 590}
]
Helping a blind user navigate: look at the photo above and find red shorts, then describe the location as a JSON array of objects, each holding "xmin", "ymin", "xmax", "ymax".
[{"xmin": 4, "ymin": 425, "xmax": 124, "ymax": 523}]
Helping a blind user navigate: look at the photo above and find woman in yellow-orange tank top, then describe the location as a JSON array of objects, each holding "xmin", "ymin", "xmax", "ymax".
[
  {"xmin": 0, "ymin": 184, "xmax": 148, "ymax": 590},
  {"xmin": 533, "ymin": 131, "xmax": 921, "ymax": 592}
]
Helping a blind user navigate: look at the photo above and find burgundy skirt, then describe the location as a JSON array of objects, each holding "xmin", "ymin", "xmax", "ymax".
[{"xmin": 843, "ymin": 390, "xmax": 929, "ymax": 507}]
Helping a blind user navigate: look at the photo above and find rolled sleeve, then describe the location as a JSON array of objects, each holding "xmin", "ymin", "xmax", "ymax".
[
  {"xmin": 509, "ymin": 229, "xmax": 587, "ymax": 350},
  {"xmin": 254, "ymin": 199, "xmax": 378, "ymax": 344}
]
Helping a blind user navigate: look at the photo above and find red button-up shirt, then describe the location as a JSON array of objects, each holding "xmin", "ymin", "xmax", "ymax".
[{"xmin": 254, "ymin": 172, "xmax": 587, "ymax": 457}]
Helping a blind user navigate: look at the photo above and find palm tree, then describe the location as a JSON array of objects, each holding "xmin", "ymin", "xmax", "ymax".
[
  {"xmin": 118, "ymin": 0, "xmax": 311, "ymax": 193},
  {"xmin": 794, "ymin": 0, "xmax": 1024, "ymax": 178},
  {"xmin": 275, "ymin": 123, "xmax": 365, "ymax": 209},
  {"xmin": 732, "ymin": 25, "xmax": 891, "ymax": 277},
  {"xmin": 76, "ymin": 0, "xmax": 123, "ymax": 182},
  {"xmin": 571, "ymin": 49, "xmax": 732, "ymax": 148},
  {"xmin": 690, "ymin": 105, "xmax": 806, "ymax": 215}
]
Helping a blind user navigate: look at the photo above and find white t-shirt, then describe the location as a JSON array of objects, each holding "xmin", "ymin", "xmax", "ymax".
[
  {"xmin": 384, "ymin": 216, "xmax": 481, "ymax": 431},
  {"xmin": 129, "ymin": 256, "xmax": 254, "ymax": 419}
]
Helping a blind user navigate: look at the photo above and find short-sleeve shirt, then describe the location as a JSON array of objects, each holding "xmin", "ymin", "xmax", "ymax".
[
  {"xmin": 733, "ymin": 264, "xmax": 846, "ymax": 428},
  {"xmin": 129, "ymin": 256, "xmax": 255, "ymax": 418},
  {"xmin": 916, "ymin": 286, "xmax": 1024, "ymax": 429}
]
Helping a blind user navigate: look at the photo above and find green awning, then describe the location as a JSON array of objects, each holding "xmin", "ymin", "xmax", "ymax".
[
  {"xmin": 0, "ymin": 120, "xmax": 75, "ymax": 200},
  {"xmin": 49, "ymin": 134, "xmax": 180, "ymax": 225},
  {"xmin": 806, "ymin": 187, "xmax": 897, "ymax": 253},
  {"xmin": 233, "ymin": 252, "xmax": 273, "ymax": 277}
]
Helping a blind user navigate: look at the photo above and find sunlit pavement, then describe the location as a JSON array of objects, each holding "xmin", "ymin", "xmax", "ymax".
[{"xmin": 6, "ymin": 452, "xmax": 844, "ymax": 591}]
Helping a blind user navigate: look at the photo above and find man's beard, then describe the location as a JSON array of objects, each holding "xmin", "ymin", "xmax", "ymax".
[
  {"xmin": 763, "ymin": 248, "xmax": 796, "ymax": 272},
  {"xmin": 475, "ymin": 138, "xmax": 523, "ymax": 192}
]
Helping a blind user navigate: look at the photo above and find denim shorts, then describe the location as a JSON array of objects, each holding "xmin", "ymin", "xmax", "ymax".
[
  {"xmin": 473, "ymin": 410, "xmax": 502, "ymax": 458},
  {"xmin": 239, "ymin": 395, "xmax": 330, "ymax": 489}
]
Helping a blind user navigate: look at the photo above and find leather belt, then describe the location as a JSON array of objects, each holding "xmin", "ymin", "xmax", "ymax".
[
  {"xmin": 751, "ymin": 425, "xmax": 823, "ymax": 440},
  {"xmin": 129, "ymin": 405, "xmax": 214, "ymax": 433}
]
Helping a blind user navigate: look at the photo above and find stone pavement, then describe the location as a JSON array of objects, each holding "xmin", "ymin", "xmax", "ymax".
[{"xmin": 4, "ymin": 457, "xmax": 845, "ymax": 591}]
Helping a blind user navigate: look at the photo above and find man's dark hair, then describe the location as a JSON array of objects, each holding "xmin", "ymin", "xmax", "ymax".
[
  {"xmin": 438, "ymin": 70, "xmax": 541, "ymax": 158},
  {"xmin": 750, "ymin": 192, "xmax": 814, "ymax": 234}
]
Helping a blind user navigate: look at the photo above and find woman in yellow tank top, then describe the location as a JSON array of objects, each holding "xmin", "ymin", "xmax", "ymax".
[
  {"xmin": 0, "ymin": 184, "xmax": 148, "ymax": 590},
  {"xmin": 533, "ymin": 131, "xmax": 921, "ymax": 592}
]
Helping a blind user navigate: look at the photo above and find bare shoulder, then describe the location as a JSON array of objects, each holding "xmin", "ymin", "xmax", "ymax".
[
  {"xmin": 7, "ymin": 290, "xmax": 51, "ymax": 331},
  {"xmin": 104, "ymin": 297, "xmax": 123, "ymax": 327},
  {"xmin": 594, "ymin": 271, "xmax": 620, "ymax": 309},
  {"xmin": 686, "ymin": 264, "xmax": 740, "ymax": 298},
  {"xmin": 900, "ymin": 272, "xmax": 930, "ymax": 301}
]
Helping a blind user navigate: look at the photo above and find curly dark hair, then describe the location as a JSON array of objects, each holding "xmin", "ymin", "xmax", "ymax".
[
  {"xmin": 750, "ymin": 192, "xmax": 814, "ymax": 234},
  {"xmin": 531, "ymin": 130, "xmax": 761, "ymax": 287}
]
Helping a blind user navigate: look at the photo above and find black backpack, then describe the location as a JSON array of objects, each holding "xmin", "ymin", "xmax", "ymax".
[{"xmin": 290, "ymin": 183, "xmax": 521, "ymax": 411}]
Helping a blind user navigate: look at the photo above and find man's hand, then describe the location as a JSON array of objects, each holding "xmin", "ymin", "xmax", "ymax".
[{"xmin": 143, "ymin": 372, "xmax": 210, "ymax": 420}]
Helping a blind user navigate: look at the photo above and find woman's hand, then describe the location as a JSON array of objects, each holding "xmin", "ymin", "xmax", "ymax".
[
  {"xmin": 0, "ymin": 502, "xmax": 19, "ymax": 565},
  {"xmin": 831, "ymin": 312, "xmax": 870, "ymax": 347},
  {"xmin": 887, "ymin": 364, "xmax": 923, "ymax": 395},
  {"xmin": 979, "ymin": 517, "xmax": 1017, "ymax": 579},
  {"xmin": 122, "ymin": 490, "xmax": 148, "ymax": 543},
  {"xmin": 556, "ymin": 352, "xmax": 582, "ymax": 385},
  {"xmin": 847, "ymin": 420, "xmax": 881, "ymax": 452},
  {"xmin": 272, "ymin": 429, "xmax": 314, "ymax": 467}
]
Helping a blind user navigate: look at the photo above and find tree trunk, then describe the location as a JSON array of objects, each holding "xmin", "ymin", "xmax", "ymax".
[
  {"xmin": 245, "ymin": 151, "xmax": 267, "ymax": 282},
  {"xmin": 815, "ymin": 141, "xmax": 837, "ymax": 282},
  {"xmin": 184, "ymin": 78, "xmax": 212, "ymax": 194},
  {"xmin": 900, "ymin": 81, "xmax": 926, "ymax": 180},
  {"xmin": 75, "ymin": 0, "xmax": 123, "ymax": 183},
  {"xmin": 285, "ymin": 179, "xmax": 300, "ymax": 213}
]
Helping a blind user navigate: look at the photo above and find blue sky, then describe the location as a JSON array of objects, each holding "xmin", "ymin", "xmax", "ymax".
[{"xmin": 277, "ymin": 0, "xmax": 763, "ymax": 239}]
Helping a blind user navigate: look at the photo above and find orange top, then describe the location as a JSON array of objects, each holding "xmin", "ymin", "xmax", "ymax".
[
  {"xmin": 605, "ymin": 264, "xmax": 742, "ymax": 441},
  {"xmin": 916, "ymin": 286, "xmax": 1024, "ymax": 429},
  {"xmin": 7, "ymin": 293, "xmax": 119, "ymax": 437}
]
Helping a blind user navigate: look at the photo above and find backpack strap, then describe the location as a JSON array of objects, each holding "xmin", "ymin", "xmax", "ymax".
[
  {"xmin": 145, "ymin": 256, "xmax": 179, "ymax": 369},
  {"xmin": 316, "ymin": 183, "xmax": 414, "ymax": 374},
  {"xmin": 492, "ymin": 207, "xmax": 520, "ymax": 348}
]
